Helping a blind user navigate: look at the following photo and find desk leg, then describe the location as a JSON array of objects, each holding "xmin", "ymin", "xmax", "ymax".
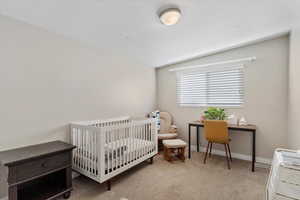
[
  {"xmin": 196, "ymin": 126, "xmax": 200, "ymax": 152},
  {"xmin": 188, "ymin": 124, "xmax": 191, "ymax": 159},
  {"xmin": 252, "ymin": 130, "xmax": 256, "ymax": 172}
]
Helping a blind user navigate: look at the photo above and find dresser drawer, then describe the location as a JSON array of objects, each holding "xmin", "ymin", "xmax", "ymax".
[{"xmin": 10, "ymin": 152, "xmax": 71, "ymax": 183}]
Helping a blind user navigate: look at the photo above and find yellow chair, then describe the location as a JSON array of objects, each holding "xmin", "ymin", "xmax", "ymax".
[{"xmin": 203, "ymin": 120, "xmax": 232, "ymax": 169}]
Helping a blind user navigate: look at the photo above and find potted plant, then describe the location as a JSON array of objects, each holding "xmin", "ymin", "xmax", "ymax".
[{"xmin": 201, "ymin": 107, "xmax": 227, "ymax": 121}]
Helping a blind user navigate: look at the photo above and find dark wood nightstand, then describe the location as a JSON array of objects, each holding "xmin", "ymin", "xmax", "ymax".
[{"xmin": 0, "ymin": 141, "xmax": 76, "ymax": 200}]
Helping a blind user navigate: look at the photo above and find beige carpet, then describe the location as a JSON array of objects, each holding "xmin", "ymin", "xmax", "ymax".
[{"xmin": 64, "ymin": 152, "xmax": 269, "ymax": 200}]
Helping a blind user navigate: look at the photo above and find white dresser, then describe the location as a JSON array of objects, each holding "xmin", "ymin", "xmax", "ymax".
[{"xmin": 267, "ymin": 149, "xmax": 300, "ymax": 200}]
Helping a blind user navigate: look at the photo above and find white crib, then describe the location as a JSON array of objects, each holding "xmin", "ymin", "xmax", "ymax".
[{"xmin": 70, "ymin": 116, "xmax": 158, "ymax": 190}]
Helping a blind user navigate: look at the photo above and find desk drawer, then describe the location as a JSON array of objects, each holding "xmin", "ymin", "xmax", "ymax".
[{"xmin": 11, "ymin": 152, "xmax": 71, "ymax": 183}]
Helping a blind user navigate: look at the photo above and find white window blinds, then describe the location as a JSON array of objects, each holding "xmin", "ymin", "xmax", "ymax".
[{"xmin": 176, "ymin": 65, "xmax": 244, "ymax": 107}]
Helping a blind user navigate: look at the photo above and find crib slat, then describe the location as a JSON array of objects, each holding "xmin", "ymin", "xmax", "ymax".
[
  {"xmin": 110, "ymin": 129, "xmax": 112, "ymax": 173},
  {"xmin": 112, "ymin": 128, "xmax": 114, "ymax": 172},
  {"xmin": 115, "ymin": 123, "xmax": 117, "ymax": 169},
  {"xmin": 91, "ymin": 131, "xmax": 94, "ymax": 174},
  {"xmin": 150, "ymin": 123, "xmax": 152, "ymax": 153},
  {"xmin": 83, "ymin": 128, "xmax": 86, "ymax": 170},
  {"xmin": 143, "ymin": 124, "xmax": 146, "ymax": 156},
  {"xmin": 72, "ymin": 127, "xmax": 75, "ymax": 165},
  {"xmin": 130, "ymin": 125, "xmax": 133, "ymax": 162},
  {"xmin": 144, "ymin": 124, "xmax": 147, "ymax": 156},
  {"xmin": 121, "ymin": 125, "xmax": 124, "ymax": 167},
  {"xmin": 148, "ymin": 123, "xmax": 151, "ymax": 153},
  {"xmin": 116, "ymin": 125, "xmax": 119, "ymax": 168},
  {"xmin": 85, "ymin": 129, "xmax": 88, "ymax": 171},
  {"xmin": 118, "ymin": 125, "xmax": 121, "ymax": 167},
  {"xmin": 111, "ymin": 128, "xmax": 114, "ymax": 172},
  {"xmin": 109, "ymin": 129, "xmax": 112, "ymax": 173},
  {"xmin": 134, "ymin": 125, "xmax": 137, "ymax": 161},
  {"xmin": 149, "ymin": 123, "xmax": 151, "ymax": 153},
  {"xmin": 82, "ymin": 128, "xmax": 85, "ymax": 170},
  {"xmin": 116, "ymin": 125, "xmax": 119, "ymax": 169},
  {"xmin": 86, "ymin": 130, "xmax": 89, "ymax": 173},
  {"xmin": 88, "ymin": 131, "xmax": 91, "ymax": 174},
  {"xmin": 78, "ymin": 128, "xmax": 81, "ymax": 169},
  {"xmin": 73, "ymin": 127, "xmax": 76, "ymax": 165},
  {"xmin": 107, "ymin": 130, "xmax": 110, "ymax": 174},
  {"xmin": 138, "ymin": 125, "xmax": 143, "ymax": 158},
  {"xmin": 80, "ymin": 128, "xmax": 83, "ymax": 170},
  {"xmin": 141, "ymin": 125, "xmax": 143, "ymax": 157},
  {"xmin": 94, "ymin": 131, "xmax": 96, "ymax": 175},
  {"xmin": 99, "ymin": 127, "xmax": 105, "ymax": 179},
  {"xmin": 76, "ymin": 128, "xmax": 78, "ymax": 164},
  {"xmin": 145, "ymin": 124, "xmax": 148, "ymax": 156},
  {"xmin": 113, "ymin": 123, "xmax": 116, "ymax": 170},
  {"xmin": 145, "ymin": 124, "xmax": 148, "ymax": 155},
  {"xmin": 128, "ymin": 126, "xmax": 130, "ymax": 163},
  {"xmin": 137, "ymin": 125, "xmax": 139, "ymax": 159},
  {"xmin": 139, "ymin": 125, "xmax": 141, "ymax": 157},
  {"xmin": 85, "ymin": 129, "xmax": 88, "ymax": 170},
  {"xmin": 127, "ymin": 126, "xmax": 130, "ymax": 164}
]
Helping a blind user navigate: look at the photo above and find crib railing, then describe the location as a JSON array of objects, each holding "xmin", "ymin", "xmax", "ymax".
[{"xmin": 70, "ymin": 117, "xmax": 157, "ymax": 183}]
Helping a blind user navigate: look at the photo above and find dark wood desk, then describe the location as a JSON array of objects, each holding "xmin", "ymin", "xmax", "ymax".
[{"xmin": 188, "ymin": 121, "xmax": 257, "ymax": 172}]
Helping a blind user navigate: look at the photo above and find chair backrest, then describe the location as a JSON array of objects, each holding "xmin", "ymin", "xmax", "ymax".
[
  {"xmin": 204, "ymin": 120, "xmax": 229, "ymax": 144},
  {"xmin": 160, "ymin": 112, "xmax": 172, "ymax": 133}
]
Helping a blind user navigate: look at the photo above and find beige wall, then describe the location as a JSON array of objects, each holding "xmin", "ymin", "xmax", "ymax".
[
  {"xmin": 0, "ymin": 15, "xmax": 156, "ymax": 151},
  {"xmin": 156, "ymin": 36, "xmax": 289, "ymax": 160},
  {"xmin": 288, "ymin": 27, "xmax": 300, "ymax": 149}
]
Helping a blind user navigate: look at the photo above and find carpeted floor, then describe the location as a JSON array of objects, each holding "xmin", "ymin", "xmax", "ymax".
[{"xmin": 64, "ymin": 152, "xmax": 269, "ymax": 200}]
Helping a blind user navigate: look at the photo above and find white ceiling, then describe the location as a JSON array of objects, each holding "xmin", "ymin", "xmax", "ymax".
[{"xmin": 0, "ymin": 0, "xmax": 299, "ymax": 67}]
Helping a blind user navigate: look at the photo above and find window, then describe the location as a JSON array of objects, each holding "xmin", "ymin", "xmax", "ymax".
[{"xmin": 176, "ymin": 65, "xmax": 244, "ymax": 107}]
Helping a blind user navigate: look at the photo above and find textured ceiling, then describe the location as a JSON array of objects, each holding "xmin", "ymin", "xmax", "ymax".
[{"xmin": 0, "ymin": 0, "xmax": 299, "ymax": 67}]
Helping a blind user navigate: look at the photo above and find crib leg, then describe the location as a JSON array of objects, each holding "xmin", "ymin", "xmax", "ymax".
[
  {"xmin": 149, "ymin": 156, "xmax": 154, "ymax": 164},
  {"xmin": 106, "ymin": 180, "xmax": 111, "ymax": 191}
]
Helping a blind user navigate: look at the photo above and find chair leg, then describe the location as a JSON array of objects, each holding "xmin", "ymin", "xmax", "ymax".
[
  {"xmin": 164, "ymin": 147, "xmax": 169, "ymax": 161},
  {"xmin": 204, "ymin": 142, "xmax": 210, "ymax": 164},
  {"xmin": 165, "ymin": 148, "xmax": 172, "ymax": 162},
  {"xmin": 158, "ymin": 140, "xmax": 163, "ymax": 152},
  {"xmin": 224, "ymin": 144, "xmax": 231, "ymax": 170},
  {"xmin": 182, "ymin": 147, "xmax": 186, "ymax": 162},
  {"xmin": 178, "ymin": 147, "xmax": 186, "ymax": 162},
  {"xmin": 209, "ymin": 142, "xmax": 213, "ymax": 157},
  {"xmin": 227, "ymin": 144, "xmax": 232, "ymax": 162}
]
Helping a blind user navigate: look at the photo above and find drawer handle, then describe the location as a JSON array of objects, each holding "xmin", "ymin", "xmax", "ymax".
[{"xmin": 41, "ymin": 162, "xmax": 47, "ymax": 168}]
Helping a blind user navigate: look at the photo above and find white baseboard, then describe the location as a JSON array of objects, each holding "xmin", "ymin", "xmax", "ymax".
[{"xmin": 191, "ymin": 145, "xmax": 271, "ymax": 168}]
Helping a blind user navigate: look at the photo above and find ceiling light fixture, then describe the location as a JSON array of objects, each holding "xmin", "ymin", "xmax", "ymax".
[{"xmin": 159, "ymin": 7, "xmax": 181, "ymax": 26}]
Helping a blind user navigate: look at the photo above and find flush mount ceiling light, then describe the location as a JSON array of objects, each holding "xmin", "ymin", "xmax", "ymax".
[{"xmin": 159, "ymin": 7, "xmax": 181, "ymax": 26}]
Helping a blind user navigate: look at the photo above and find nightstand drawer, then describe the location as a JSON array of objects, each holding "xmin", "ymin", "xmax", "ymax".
[{"xmin": 11, "ymin": 152, "xmax": 71, "ymax": 183}]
